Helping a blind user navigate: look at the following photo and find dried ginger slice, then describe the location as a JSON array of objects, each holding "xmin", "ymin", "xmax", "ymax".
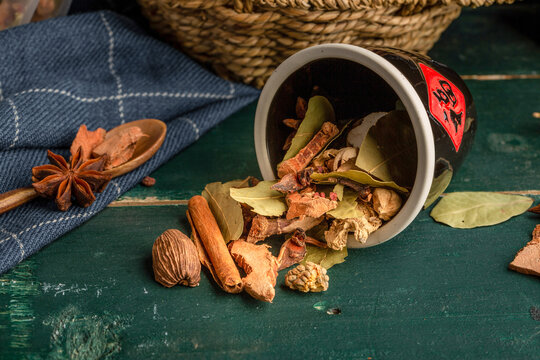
[
  {"xmin": 286, "ymin": 192, "xmax": 337, "ymax": 220},
  {"xmin": 325, "ymin": 206, "xmax": 382, "ymax": 250},
  {"xmin": 92, "ymin": 126, "xmax": 145, "ymax": 169},
  {"xmin": 70, "ymin": 125, "xmax": 106, "ymax": 161},
  {"xmin": 228, "ymin": 240, "xmax": 278, "ymax": 303},
  {"xmin": 509, "ymin": 224, "xmax": 540, "ymax": 277}
]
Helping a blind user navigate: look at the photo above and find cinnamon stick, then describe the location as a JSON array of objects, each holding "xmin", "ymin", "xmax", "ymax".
[{"xmin": 187, "ymin": 195, "xmax": 243, "ymax": 293}]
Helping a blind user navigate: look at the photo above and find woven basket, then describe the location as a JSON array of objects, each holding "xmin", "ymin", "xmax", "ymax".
[{"xmin": 138, "ymin": 0, "xmax": 515, "ymax": 88}]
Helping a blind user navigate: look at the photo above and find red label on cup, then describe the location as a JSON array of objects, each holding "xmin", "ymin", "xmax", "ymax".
[{"xmin": 419, "ymin": 63, "xmax": 466, "ymax": 152}]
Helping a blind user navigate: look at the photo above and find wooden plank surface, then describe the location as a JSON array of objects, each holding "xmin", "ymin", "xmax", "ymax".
[{"xmin": 1, "ymin": 2, "xmax": 539, "ymax": 359}]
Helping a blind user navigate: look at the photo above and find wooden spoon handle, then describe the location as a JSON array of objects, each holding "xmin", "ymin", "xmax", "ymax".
[{"xmin": 0, "ymin": 187, "xmax": 39, "ymax": 215}]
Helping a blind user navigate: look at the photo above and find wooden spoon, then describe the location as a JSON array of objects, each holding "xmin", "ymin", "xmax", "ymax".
[{"xmin": 0, "ymin": 119, "xmax": 167, "ymax": 215}]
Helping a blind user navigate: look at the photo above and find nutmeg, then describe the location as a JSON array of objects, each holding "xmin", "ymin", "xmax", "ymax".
[{"xmin": 152, "ymin": 229, "xmax": 201, "ymax": 287}]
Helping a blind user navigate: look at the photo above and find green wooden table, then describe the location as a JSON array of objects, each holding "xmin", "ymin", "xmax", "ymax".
[{"xmin": 1, "ymin": 2, "xmax": 539, "ymax": 359}]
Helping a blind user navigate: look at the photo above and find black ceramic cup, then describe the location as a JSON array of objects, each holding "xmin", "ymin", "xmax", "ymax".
[{"xmin": 254, "ymin": 44, "xmax": 476, "ymax": 247}]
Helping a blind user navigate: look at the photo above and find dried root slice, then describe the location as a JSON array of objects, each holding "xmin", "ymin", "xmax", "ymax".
[
  {"xmin": 92, "ymin": 126, "xmax": 145, "ymax": 169},
  {"xmin": 271, "ymin": 168, "xmax": 314, "ymax": 194},
  {"xmin": 277, "ymin": 229, "xmax": 307, "ymax": 271},
  {"xmin": 277, "ymin": 122, "xmax": 339, "ymax": 178},
  {"xmin": 247, "ymin": 215, "xmax": 323, "ymax": 243},
  {"xmin": 509, "ymin": 224, "xmax": 540, "ymax": 277},
  {"xmin": 372, "ymin": 188, "xmax": 402, "ymax": 221},
  {"xmin": 70, "ymin": 125, "xmax": 106, "ymax": 161},
  {"xmin": 325, "ymin": 213, "xmax": 382, "ymax": 250},
  {"xmin": 229, "ymin": 240, "xmax": 279, "ymax": 303},
  {"xmin": 284, "ymin": 262, "xmax": 329, "ymax": 293},
  {"xmin": 286, "ymin": 191, "xmax": 337, "ymax": 220}
]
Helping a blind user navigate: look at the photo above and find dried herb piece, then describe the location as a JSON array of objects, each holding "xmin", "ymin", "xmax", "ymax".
[
  {"xmin": 277, "ymin": 229, "xmax": 307, "ymax": 271},
  {"xmin": 282, "ymin": 96, "xmax": 335, "ymax": 161},
  {"xmin": 229, "ymin": 240, "xmax": 279, "ymax": 303},
  {"xmin": 283, "ymin": 118, "xmax": 300, "ymax": 129},
  {"xmin": 286, "ymin": 191, "xmax": 337, "ymax": 220},
  {"xmin": 284, "ymin": 262, "xmax": 329, "ymax": 293},
  {"xmin": 92, "ymin": 126, "xmax": 145, "ymax": 170},
  {"xmin": 508, "ymin": 225, "xmax": 540, "ymax": 277},
  {"xmin": 70, "ymin": 125, "xmax": 106, "ymax": 161},
  {"xmin": 302, "ymin": 245, "xmax": 347, "ymax": 270},
  {"xmin": 229, "ymin": 181, "xmax": 287, "ymax": 217},
  {"xmin": 326, "ymin": 189, "xmax": 365, "ymax": 220},
  {"xmin": 295, "ymin": 96, "xmax": 308, "ymax": 119},
  {"xmin": 325, "ymin": 215, "xmax": 382, "ymax": 249},
  {"xmin": 278, "ymin": 122, "xmax": 339, "ymax": 178},
  {"xmin": 141, "ymin": 176, "xmax": 156, "ymax": 187},
  {"xmin": 247, "ymin": 215, "xmax": 323, "ymax": 243},
  {"xmin": 528, "ymin": 204, "xmax": 540, "ymax": 215},
  {"xmin": 430, "ymin": 192, "xmax": 533, "ymax": 229},
  {"xmin": 271, "ymin": 170, "xmax": 311, "ymax": 194},
  {"xmin": 152, "ymin": 229, "xmax": 201, "ymax": 287},
  {"xmin": 311, "ymin": 170, "xmax": 408, "ymax": 193},
  {"xmin": 346, "ymin": 112, "xmax": 387, "ymax": 148},
  {"xmin": 372, "ymin": 188, "xmax": 402, "ymax": 221},
  {"xmin": 32, "ymin": 149, "xmax": 111, "ymax": 211},
  {"xmin": 332, "ymin": 184, "xmax": 344, "ymax": 201},
  {"xmin": 202, "ymin": 179, "xmax": 248, "ymax": 243},
  {"xmin": 424, "ymin": 168, "xmax": 453, "ymax": 208},
  {"xmin": 331, "ymin": 147, "xmax": 358, "ymax": 172}
]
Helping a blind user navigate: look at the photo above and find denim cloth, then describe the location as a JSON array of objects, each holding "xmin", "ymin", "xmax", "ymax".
[{"xmin": 0, "ymin": 11, "xmax": 259, "ymax": 274}]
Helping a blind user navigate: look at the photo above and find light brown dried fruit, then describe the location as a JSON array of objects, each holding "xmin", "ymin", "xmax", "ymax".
[
  {"xmin": 70, "ymin": 125, "xmax": 106, "ymax": 161},
  {"xmin": 284, "ymin": 262, "xmax": 329, "ymax": 293},
  {"xmin": 286, "ymin": 191, "xmax": 337, "ymax": 220},
  {"xmin": 152, "ymin": 229, "xmax": 201, "ymax": 287},
  {"xmin": 372, "ymin": 188, "xmax": 402, "ymax": 221},
  {"xmin": 229, "ymin": 240, "xmax": 279, "ymax": 302},
  {"xmin": 277, "ymin": 229, "xmax": 307, "ymax": 271},
  {"xmin": 509, "ymin": 224, "xmax": 540, "ymax": 277},
  {"xmin": 247, "ymin": 215, "xmax": 323, "ymax": 243},
  {"xmin": 92, "ymin": 126, "xmax": 145, "ymax": 170},
  {"xmin": 277, "ymin": 122, "xmax": 339, "ymax": 178}
]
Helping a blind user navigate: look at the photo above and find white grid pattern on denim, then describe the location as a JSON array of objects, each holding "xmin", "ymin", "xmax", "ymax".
[
  {"xmin": 100, "ymin": 12, "xmax": 125, "ymax": 123},
  {"xmin": 110, "ymin": 181, "xmax": 122, "ymax": 196},
  {"xmin": 7, "ymin": 99, "xmax": 20, "ymax": 149},
  {"xmin": 0, "ymin": 227, "xmax": 25, "ymax": 260},
  {"xmin": 181, "ymin": 117, "xmax": 200, "ymax": 140}
]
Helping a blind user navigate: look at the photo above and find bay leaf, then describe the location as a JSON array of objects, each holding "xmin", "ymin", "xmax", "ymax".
[
  {"xmin": 311, "ymin": 170, "xmax": 408, "ymax": 193},
  {"xmin": 423, "ymin": 169, "xmax": 453, "ymax": 209},
  {"xmin": 355, "ymin": 110, "xmax": 417, "ymax": 188},
  {"xmin": 202, "ymin": 179, "xmax": 248, "ymax": 243},
  {"xmin": 430, "ymin": 192, "xmax": 533, "ymax": 229},
  {"xmin": 327, "ymin": 189, "xmax": 363, "ymax": 219},
  {"xmin": 282, "ymin": 96, "xmax": 335, "ymax": 161},
  {"xmin": 332, "ymin": 184, "xmax": 344, "ymax": 201},
  {"xmin": 302, "ymin": 245, "xmax": 347, "ymax": 270},
  {"xmin": 229, "ymin": 180, "xmax": 287, "ymax": 217}
]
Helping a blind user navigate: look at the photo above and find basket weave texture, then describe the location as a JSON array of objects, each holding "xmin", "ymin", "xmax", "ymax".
[{"xmin": 139, "ymin": 0, "xmax": 515, "ymax": 88}]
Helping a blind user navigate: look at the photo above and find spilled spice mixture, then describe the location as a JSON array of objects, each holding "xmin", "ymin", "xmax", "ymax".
[{"xmin": 156, "ymin": 94, "xmax": 417, "ymax": 303}]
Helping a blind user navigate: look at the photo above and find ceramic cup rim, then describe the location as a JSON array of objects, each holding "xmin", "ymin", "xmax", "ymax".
[{"xmin": 254, "ymin": 44, "xmax": 435, "ymax": 247}]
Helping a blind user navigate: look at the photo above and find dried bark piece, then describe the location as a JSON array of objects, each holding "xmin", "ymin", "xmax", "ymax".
[
  {"xmin": 277, "ymin": 229, "xmax": 307, "ymax": 271},
  {"xmin": 283, "ymin": 118, "xmax": 300, "ymax": 129},
  {"xmin": 529, "ymin": 204, "xmax": 540, "ymax": 214},
  {"xmin": 286, "ymin": 191, "xmax": 337, "ymax": 220},
  {"xmin": 277, "ymin": 122, "xmax": 339, "ymax": 178},
  {"xmin": 325, "ymin": 214, "xmax": 382, "ymax": 250},
  {"xmin": 372, "ymin": 188, "xmax": 402, "ymax": 221},
  {"xmin": 271, "ymin": 168, "xmax": 314, "ymax": 194},
  {"xmin": 509, "ymin": 224, "xmax": 540, "ymax": 277},
  {"xmin": 247, "ymin": 215, "xmax": 323, "ymax": 243},
  {"xmin": 92, "ymin": 126, "xmax": 145, "ymax": 170},
  {"xmin": 152, "ymin": 229, "xmax": 201, "ymax": 287},
  {"xmin": 229, "ymin": 240, "xmax": 279, "ymax": 303},
  {"xmin": 70, "ymin": 125, "xmax": 106, "ymax": 161},
  {"xmin": 284, "ymin": 262, "xmax": 329, "ymax": 293},
  {"xmin": 141, "ymin": 176, "xmax": 156, "ymax": 187},
  {"xmin": 295, "ymin": 97, "xmax": 308, "ymax": 119}
]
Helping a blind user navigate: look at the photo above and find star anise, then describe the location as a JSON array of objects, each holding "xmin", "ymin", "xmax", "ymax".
[{"xmin": 32, "ymin": 148, "xmax": 112, "ymax": 211}]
